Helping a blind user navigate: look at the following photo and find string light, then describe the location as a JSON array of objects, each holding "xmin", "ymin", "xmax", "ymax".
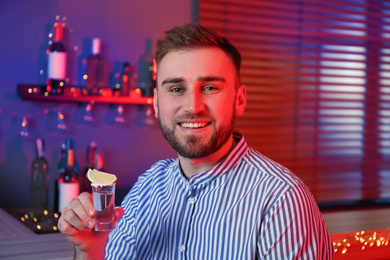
[
  {"xmin": 17, "ymin": 209, "xmax": 62, "ymax": 233},
  {"xmin": 332, "ymin": 229, "xmax": 390, "ymax": 256}
]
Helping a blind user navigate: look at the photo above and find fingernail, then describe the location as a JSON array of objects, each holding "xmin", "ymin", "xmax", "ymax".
[
  {"xmin": 88, "ymin": 209, "xmax": 94, "ymax": 216},
  {"xmin": 88, "ymin": 220, "xmax": 94, "ymax": 228}
]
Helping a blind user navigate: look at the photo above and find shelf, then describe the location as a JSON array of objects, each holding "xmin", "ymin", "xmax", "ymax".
[{"xmin": 17, "ymin": 84, "xmax": 153, "ymax": 105}]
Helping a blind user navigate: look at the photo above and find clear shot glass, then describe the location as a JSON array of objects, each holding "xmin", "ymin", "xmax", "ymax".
[{"xmin": 91, "ymin": 183, "xmax": 116, "ymax": 231}]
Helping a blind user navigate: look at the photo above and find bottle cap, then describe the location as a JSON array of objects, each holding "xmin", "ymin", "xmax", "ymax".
[
  {"xmin": 54, "ymin": 23, "xmax": 63, "ymax": 42},
  {"xmin": 36, "ymin": 138, "xmax": 45, "ymax": 157},
  {"xmin": 92, "ymin": 38, "xmax": 101, "ymax": 55}
]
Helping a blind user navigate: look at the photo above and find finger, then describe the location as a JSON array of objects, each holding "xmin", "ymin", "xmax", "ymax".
[
  {"xmin": 78, "ymin": 192, "xmax": 96, "ymax": 217},
  {"xmin": 112, "ymin": 206, "xmax": 124, "ymax": 227},
  {"xmin": 58, "ymin": 215, "xmax": 82, "ymax": 236},
  {"xmin": 64, "ymin": 197, "xmax": 94, "ymax": 230},
  {"xmin": 114, "ymin": 206, "xmax": 124, "ymax": 220}
]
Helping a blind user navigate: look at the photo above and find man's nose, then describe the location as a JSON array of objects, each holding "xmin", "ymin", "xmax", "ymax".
[{"xmin": 183, "ymin": 91, "xmax": 205, "ymax": 114}]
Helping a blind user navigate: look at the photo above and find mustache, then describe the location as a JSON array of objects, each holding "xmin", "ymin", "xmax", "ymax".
[{"xmin": 175, "ymin": 111, "xmax": 213, "ymax": 121}]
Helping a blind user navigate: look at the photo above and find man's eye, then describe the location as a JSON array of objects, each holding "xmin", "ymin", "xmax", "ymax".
[
  {"xmin": 203, "ymin": 85, "xmax": 219, "ymax": 92},
  {"xmin": 169, "ymin": 86, "xmax": 183, "ymax": 92}
]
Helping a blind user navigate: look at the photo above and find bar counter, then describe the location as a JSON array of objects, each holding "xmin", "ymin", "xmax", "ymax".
[
  {"xmin": 0, "ymin": 208, "xmax": 73, "ymax": 259},
  {"xmin": 1, "ymin": 207, "xmax": 389, "ymax": 259}
]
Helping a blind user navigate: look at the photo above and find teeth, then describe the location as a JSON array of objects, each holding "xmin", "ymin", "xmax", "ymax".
[{"xmin": 181, "ymin": 122, "xmax": 208, "ymax": 128}]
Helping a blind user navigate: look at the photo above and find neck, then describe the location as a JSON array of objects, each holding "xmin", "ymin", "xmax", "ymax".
[{"xmin": 179, "ymin": 135, "xmax": 237, "ymax": 179}]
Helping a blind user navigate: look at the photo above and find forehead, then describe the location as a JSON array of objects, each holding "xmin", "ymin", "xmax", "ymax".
[{"xmin": 157, "ymin": 47, "xmax": 237, "ymax": 83}]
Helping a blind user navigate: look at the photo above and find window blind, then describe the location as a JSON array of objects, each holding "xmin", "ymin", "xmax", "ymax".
[{"xmin": 198, "ymin": 0, "xmax": 390, "ymax": 204}]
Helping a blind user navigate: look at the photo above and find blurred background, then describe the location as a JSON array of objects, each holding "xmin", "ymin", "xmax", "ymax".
[
  {"xmin": 0, "ymin": 0, "xmax": 192, "ymax": 208},
  {"xmin": 1, "ymin": 0, "xmax": 390, "ymax": 211}
]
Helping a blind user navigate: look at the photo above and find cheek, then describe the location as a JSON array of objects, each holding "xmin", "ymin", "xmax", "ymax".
[
  {"xmin": 213, "ymin": 102, "xmax": 234, "ymax": 121},
  {"xmin": 157, "ymin": 100, "xmax": 176, "ymax": 121}
]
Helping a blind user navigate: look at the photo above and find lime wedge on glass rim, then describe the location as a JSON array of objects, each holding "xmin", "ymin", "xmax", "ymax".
[{"xmin": 87, "ymin": 169, "xmax": 117, "ymax": 185}]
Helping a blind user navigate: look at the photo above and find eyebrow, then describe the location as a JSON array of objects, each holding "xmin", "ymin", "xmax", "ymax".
[
  {"xmin": 198, "ymin": 76, "xmax": 226, "ymax": 83},
  {"xmin": 161, "ymin": 78, "xmax": 184, "ymax": 86},
  {"xmin": 161, "ymin": 76, "xmax": 226, "ymax": 87}
]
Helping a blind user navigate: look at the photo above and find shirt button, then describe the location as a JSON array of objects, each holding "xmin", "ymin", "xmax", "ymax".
[
  {"xmin": 179, "ymin": 245, "xmax": 186, "ymax": 252},
  {"xmin": 188, "ymin": 197, "xmax": 195, "ymax": 204}
]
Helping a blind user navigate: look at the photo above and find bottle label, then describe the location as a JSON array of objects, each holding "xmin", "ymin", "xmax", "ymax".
[
  {"xmin": 48, "ymin": 52, "xmax": 67, "ymax": 79},
  {"xmin": 59, "ymin": 182, "xmax": 80, "ymax": 213}
]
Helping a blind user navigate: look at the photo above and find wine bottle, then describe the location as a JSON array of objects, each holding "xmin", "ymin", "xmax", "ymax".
[
  {"xmin": 58, "ymin": 149, "xmax": 80, "ymax": 213},
  {"xmin": 47, "ymin": 22, "xmax": 67, "ymax": 95},
  {"xmin": 80, "ymin": 141, "xmax": 97, "ymax": 193},
  {"xmin": 119, "ymin": 62, "xmax": 131, "ymax": 96},
  {"xmin": 137, "ymin": 38, "xmax": 155, "ymax": 97},
  {"xmin": 86, "ymin": 38, "xmax": 104, "ymax": 95},
  {"xmin": 30, "ymin": 138, "xmax": 49, "ymax": 219}
]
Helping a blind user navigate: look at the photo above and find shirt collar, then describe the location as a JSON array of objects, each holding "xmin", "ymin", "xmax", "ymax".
[{"xmin": 184, "ymin": 130, "xmax": 249, "ymax": 186}]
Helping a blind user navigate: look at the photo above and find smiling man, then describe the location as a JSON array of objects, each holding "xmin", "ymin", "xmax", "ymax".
[
  {"xmin": 58, "ymin": 24, "xmax": 333, "ymax": 259},
  {"xmin": 155, "ymin": 46, "xmax": 246, "ymax": 178}
]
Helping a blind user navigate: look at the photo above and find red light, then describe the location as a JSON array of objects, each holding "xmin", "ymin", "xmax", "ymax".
[
  {"xmin": 122, "ymin": 75, "xmax": 128, "ymax": 83},
  {"xmin": 152, "ymin": 59, "xmax": 157, "ymax": 81}
]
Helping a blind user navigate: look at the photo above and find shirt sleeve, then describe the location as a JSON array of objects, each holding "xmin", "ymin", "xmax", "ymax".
[{"xmin": 257, "ymin": 184, "xmax": 334, "ymax": 259}]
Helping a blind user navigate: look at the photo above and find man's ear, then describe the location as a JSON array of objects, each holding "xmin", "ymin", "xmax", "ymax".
[
  {"xmin": 153, "ymin": 88, "xmax": 159, "ymax": 118},
  {"xmin": 235, "ymin": 85, "xmax": 246, "ymax": 116}
]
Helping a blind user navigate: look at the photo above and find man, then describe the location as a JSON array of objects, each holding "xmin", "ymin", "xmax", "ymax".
[{"xmin": 58, "ymin": 24, "xmax": 334, "ymax": 259}]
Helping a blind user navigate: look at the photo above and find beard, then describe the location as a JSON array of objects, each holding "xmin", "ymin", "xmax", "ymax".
[{"xmin": 158, "ymin": 111, "xmax": 235, "ymax": 159}]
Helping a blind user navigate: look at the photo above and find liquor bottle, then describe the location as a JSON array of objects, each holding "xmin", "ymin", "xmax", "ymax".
[
  {"xmin": 54, "ymin": 142, "xmax": 66, "ymax": 212},
  {"xmin": 86, "ymin": 38, "xmax": 105, "ymax": 95},
  {"xmin": 64, "ymin": 138, "xmax": 80, "ymax": 175},
  {"xmin": 80, "ymin": 141, "xmax": 97, "ymax": 193},
  {"xmin": 30, "ymin": 138, "xmax": 49, "ymax": 219},
  {"xmin": 119, "ymin": 62, "xmax": 131, "ymax": 96},
  {"xmin": 47, "ymin": 22, "xmax": 67, "ymax": 95},
  {"xmin": 137, "ymin": 38, "xmax": 155, "ymax": 97},
  {"xmin": 95, "ymin": 153, "xmax": 104, "ymax": 171},
  {"xmin": 58, "ymin": 149, "xmax": 80, "ymax": 213}
]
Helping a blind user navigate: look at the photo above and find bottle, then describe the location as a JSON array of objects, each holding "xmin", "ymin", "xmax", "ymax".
[
  {"xmin": 110, "ymin": 61, "xmax": 122, "ymax": 96},
  {"xmin": 58, "ymin": 149, "xmax": 80, "ymax": 213},
  {"xmin": 64, "ymin": 138, "xmax": 80, "ymax": 175},
  {"xmin": 47, "ymin": 22, "xmax": 67, "ymax": 95},
  {"xmin": 54, "ymin": 142, "xmax": 66, "ymax": 212},
  {"xmin": 95, "ymin": 153, "xmax": 104, "ymax": 171},
  {"xmin": 86, "ymin": 38, "xmax": 105, "ymax": 95},
  {"xmin": 80, "ymin": 141, "xmax": 97, "ymax": 193},
  {"xmin": 30, "ymin": 139, "xmax": 49, "ymax": 219},
  {"xmin": 137, "ymin": 38, "xmax": 155, "ymax": 97},
  {"xmin": 119, "ymin": 62, "xmax": 131, "ymax": 96}
]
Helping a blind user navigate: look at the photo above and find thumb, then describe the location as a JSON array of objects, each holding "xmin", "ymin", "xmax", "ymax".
[{"xmin": 113, "ymin": 206, "xmax": 124, "ymax": 224}]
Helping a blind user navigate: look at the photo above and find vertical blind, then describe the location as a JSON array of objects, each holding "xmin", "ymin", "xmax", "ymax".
[{"xmin": 198, "ymin": 0, "xmax": 390, "ymax": 204}]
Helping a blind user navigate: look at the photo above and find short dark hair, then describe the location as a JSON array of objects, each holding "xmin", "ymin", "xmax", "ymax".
[{"xmin": 155, "ymin": 24, "xmax": 241, "ymax": 76}]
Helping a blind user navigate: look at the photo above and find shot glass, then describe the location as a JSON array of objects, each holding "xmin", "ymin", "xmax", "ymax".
[{"xmin": 91, "ymin": 183, "xmax": 116, "ymax": 231}]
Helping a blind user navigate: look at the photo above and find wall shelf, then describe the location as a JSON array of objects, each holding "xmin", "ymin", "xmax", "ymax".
[{"xmin": 17, "ymin": 84, "xmax": 153, "ymax": 105}]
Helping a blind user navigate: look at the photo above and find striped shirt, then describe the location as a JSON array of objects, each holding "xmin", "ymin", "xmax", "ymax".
[{"xmin": 106, "ymin": 131, "xmax": 333, "ymax": 259}]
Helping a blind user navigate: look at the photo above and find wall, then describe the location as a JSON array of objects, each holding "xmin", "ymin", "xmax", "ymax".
[{"xmin": 0, "ymin": 0, "xmax": 192, "ymax": 208}]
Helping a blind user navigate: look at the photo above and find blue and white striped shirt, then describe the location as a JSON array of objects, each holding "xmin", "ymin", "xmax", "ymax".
[{"xmin": 106, "ymin": 132, "xmax": 333, "ymax": 259}]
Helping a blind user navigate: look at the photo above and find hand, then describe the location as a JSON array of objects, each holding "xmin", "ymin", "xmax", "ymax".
[{"xmin": 57, "ymin": 192, "xmax": 124, "ymax": 260}]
